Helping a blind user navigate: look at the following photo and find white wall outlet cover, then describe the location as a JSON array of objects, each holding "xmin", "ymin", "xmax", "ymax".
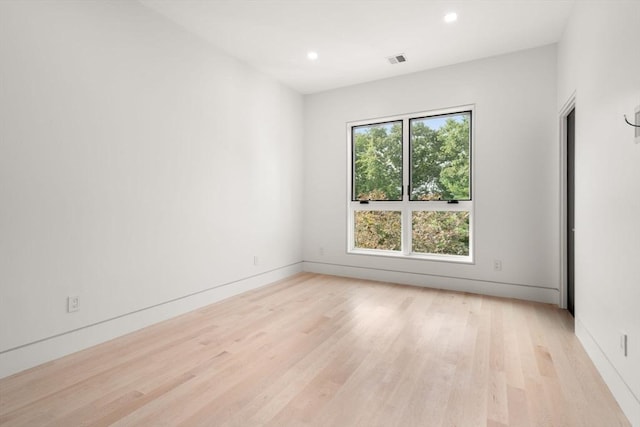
[{"xmin": 67, "ymin": 296, "xmax": 79, "ymax": 313}]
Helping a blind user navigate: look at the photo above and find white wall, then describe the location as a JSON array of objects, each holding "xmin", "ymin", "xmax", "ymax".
[
  {"xmin": 303, "ymin": 45, "xmax": 560, "ymax": 303},
  {"xmin": 558, "ymin": 2, "xmax": 640, "ymax": 424},
  {"xmin": 0, "ymin": 0, "xmax": 303, "ymax": 377}
]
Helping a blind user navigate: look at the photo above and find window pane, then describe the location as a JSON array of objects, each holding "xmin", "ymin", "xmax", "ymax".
[
  {"xmin": 410, "ymin": 112, "xmax": 470, "ymax": 201},
  {"xmin": 354, "ymin": 211, "xmax": 401, "ymax": 251},
  {"xmin": 352, "ymin": 121, "xmax": 402, "ymax": 201},
  {"xmin": 412, "ymin": 211, "xmax": 469, "ymax": 256}
]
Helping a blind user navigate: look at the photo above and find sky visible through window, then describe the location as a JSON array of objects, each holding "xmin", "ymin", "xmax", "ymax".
[
  {"xmin": 354, "ymin": 114, "xmax": 464, "ymax": 136},
  {"xmin": 414, "ymin": 114, "xmax": 465, "ymax": 131},
  {"xmin": 354, "ymin": 122, "xmax": 394, "ymax": 135}
]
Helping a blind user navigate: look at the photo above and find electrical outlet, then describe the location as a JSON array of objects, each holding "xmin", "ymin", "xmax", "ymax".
[
  {"xmin": 253, "ymin": 255, "xmax": 259, "ymax": 266},
  {"xmin": 620, "ymin": 333, "xmax": 628, "ymax": 357},
  {"xmin": 67, "ymin": 296, "xmax": 79, "ymax": 313},
  {"xmin": 493, "ymin": 260, "xmax": 502, "ymax": 271},
  {"xmin": 319, "ymin": 247, "xmax": 324, "ymax": 256}
]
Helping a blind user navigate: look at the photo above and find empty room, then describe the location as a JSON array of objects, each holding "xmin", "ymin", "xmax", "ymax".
[{"xmin": 0, "ymin": 0, "xmax": 638, "ymax": 426}]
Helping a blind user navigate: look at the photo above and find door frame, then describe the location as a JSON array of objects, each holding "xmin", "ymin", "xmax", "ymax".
[{"xmin": 559, "ymin": 92, "xmax": 576, "ymax": 310}]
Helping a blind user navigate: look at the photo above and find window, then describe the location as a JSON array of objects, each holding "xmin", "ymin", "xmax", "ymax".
[{"xmin": 348, "ymin": 106, "xmax": 473, "ymax": 262}]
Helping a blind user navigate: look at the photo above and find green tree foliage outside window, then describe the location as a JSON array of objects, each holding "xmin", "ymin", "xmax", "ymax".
[
  {"xmin": 412, "ymin": 211, "xmax": 469, "ymax": 256},
  {"xmin": 354, "ymin": 210, "xmax": 402, "ymax": 251},
  {"xmin": 353, "ymin": 122, "xmax": 402, "ymax": 200},
  {"xmin": 411, "ymin": 114, "xmax": 470, "ymax": 201}
]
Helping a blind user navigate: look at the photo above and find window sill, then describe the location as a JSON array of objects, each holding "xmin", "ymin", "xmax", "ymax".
[{"xmin": 347, "ymin": 249, "xmax": 474, "ymax": 265}]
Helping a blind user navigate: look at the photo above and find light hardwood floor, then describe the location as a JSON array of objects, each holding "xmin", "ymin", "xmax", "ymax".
[{"xmin": 0, "ymin": 273, "xmax": 630, "ymax": 426}]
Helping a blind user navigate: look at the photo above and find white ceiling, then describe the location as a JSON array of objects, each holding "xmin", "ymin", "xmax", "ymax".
[{"xmin": 139, "ymin": 0, "xmax": 575, "ymax": 94}]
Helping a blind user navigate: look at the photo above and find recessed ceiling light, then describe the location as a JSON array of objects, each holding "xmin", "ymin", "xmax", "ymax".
[
  {"xmin": 307, "ymin": 51, "xmax": 318, "ymax": 61},
  {"xmin": 444, "ymin": 12, "xmax": 458, "ymax": 23}
]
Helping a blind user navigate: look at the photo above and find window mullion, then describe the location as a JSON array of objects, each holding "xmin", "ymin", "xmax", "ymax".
[{"xmin": 402, "ymin": 118, "xmax": 411, "ymax": 255}]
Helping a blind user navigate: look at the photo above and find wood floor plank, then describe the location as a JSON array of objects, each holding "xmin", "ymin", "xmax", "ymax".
[{"xmin": 0, "ymin": 273, "xmax": 631, "ymax": 427}]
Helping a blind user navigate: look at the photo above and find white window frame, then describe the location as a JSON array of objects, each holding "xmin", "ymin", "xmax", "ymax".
[{"xmin": 346, "ymin": 105, "xmax": 475, "ymax": 263}]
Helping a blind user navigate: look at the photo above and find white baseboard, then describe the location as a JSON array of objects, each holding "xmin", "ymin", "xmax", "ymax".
[
  {"xmin": 575, "ymin": 318, "xmax": 640, "ymax": 427},
  {"xmin": 303, "ymin": 261, "xmax": 559, "ymax": 304},
  {"xmin": 0, "ymin": 263, "xmax": 303, "ymax": 379}
]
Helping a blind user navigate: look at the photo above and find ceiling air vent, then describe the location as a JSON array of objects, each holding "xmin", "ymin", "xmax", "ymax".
[{"xmin": 387, "ymin": 54, "xmax": 407, "ymax": 64}]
